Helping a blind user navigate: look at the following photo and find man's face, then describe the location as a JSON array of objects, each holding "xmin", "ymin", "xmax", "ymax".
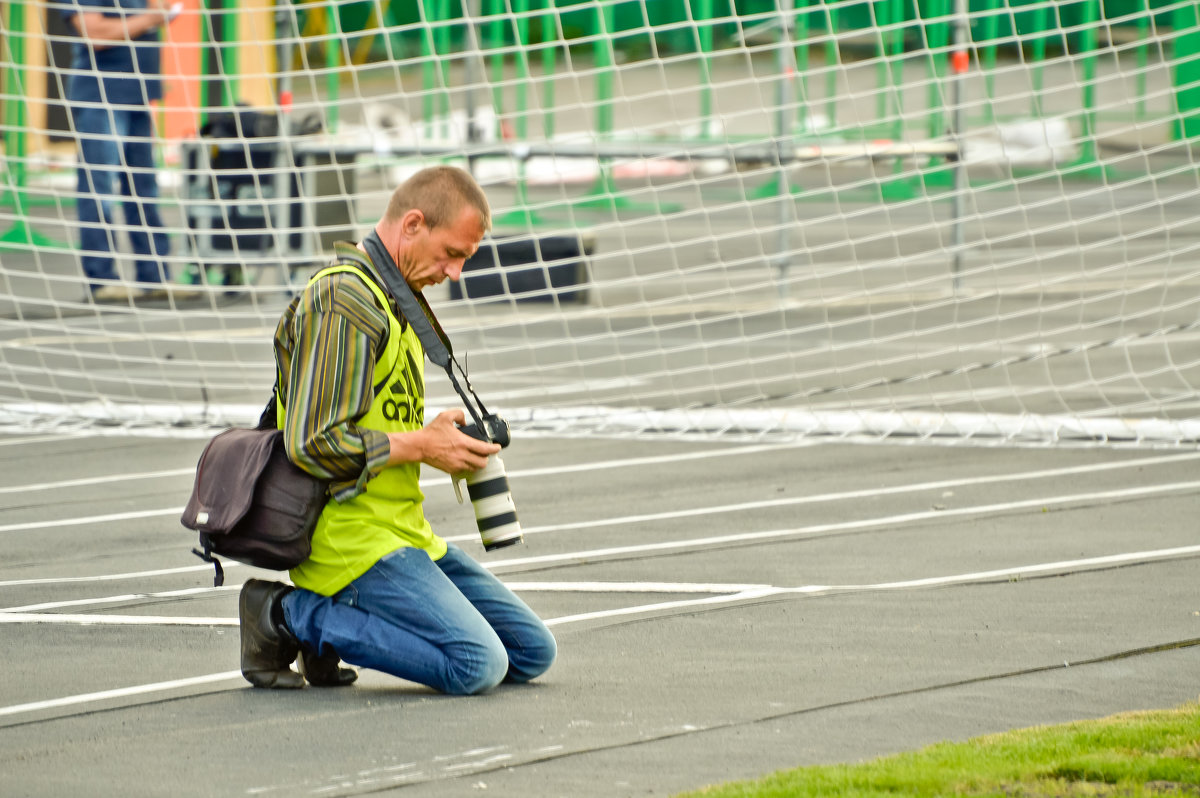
[{"xmin": 397, "ymin": 206, "xmax": 485, "ymax": 291}]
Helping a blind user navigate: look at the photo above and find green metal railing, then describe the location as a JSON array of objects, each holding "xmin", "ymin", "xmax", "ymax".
[{"xmin": 3, "ymin": 0, "xmax": 1199, "ymax": 246}]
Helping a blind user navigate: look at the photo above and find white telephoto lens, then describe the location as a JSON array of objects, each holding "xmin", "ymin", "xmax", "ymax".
[{"xmin": 466, "ymin": 455, "xmax": 522, "ymax": 550}]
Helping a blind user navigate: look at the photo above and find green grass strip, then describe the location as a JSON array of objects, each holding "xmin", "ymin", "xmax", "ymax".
[{"xmin": 676, "ymin": 701, "xmax": 1200, "ymax": 798}]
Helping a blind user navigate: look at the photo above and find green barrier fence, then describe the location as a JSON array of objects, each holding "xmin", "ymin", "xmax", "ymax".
[{"xmin": 4, "ymin": 0, "xmax": 1200, "ymax": 241}]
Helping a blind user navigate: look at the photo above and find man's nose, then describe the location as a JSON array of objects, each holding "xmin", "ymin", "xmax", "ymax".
[{"xmin": 445, "ymin": 260, "xmax": 465, "ymax": 281}]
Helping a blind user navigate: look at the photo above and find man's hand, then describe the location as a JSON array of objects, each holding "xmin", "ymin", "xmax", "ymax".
[
  {"xmin": 151, "ymin": 0, "xmax": 183, "ymax": 23},
  {"xmin": 387, "ymin": 409, "xmax": 500, "ymax": 474},
  {"xmin": 72, "ymin": 0, "xmax": 179, "ymax": 41}
]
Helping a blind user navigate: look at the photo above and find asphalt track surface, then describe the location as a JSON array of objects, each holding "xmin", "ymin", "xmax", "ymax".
[{"xmin": 1, "ymin": 429, "xmax": 1198, "ymax": 797}]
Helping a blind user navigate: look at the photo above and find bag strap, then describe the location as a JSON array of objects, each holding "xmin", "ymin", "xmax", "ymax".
[
  {"xmin": 360, "ymin": 230, "xmax": 496, "ymax": 434},
  {"xmin": 257, "ymin": 387, "xmax": 278, "ymax": 431},
  {"xmin": 191, "ymin": 538, "xmax": 226, "ymax": 588}
]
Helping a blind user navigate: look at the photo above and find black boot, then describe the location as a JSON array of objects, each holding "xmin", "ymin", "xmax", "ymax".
[
  {"xmin": 238, "ymin": 579, "xmax": 304, "ymax": 689},
  {"xmin": 298, "ymin": 647, "xmax": 358, "ymax": 687}
]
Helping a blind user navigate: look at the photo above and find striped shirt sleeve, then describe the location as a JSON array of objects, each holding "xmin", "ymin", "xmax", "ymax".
[{"xmin": 274, "ymin": 271, "xmax": 394, "ymax": 501}]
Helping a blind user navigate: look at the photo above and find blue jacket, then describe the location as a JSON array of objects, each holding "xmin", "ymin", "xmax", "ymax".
[{"xmin": 56, "ymin": 0, "xmax": 163, "ymax": 105}]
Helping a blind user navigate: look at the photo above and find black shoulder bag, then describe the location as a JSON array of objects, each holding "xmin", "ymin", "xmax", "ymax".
[{"xmin": 181, "ymin": 391, "xmax": 329, "ymax": 588}]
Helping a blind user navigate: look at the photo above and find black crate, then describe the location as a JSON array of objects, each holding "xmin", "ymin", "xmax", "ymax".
[
  {"xmin": 183, "ymin": 142, "xmax": 305, "ymax": 254},
  {"xmin": 449, "ymin": 234, "xmax": 592, "ymax": 304},
  {"xmin": 181, "ymin": 115, "xmax": 356, "ymax": 265}
]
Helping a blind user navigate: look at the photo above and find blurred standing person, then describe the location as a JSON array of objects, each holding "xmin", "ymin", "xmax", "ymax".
[{"xmin": 57, "ymin": 0, "xmax": 181, "ymax": 301}]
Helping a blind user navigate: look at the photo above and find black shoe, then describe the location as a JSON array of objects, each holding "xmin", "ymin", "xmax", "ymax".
[
  {"xmin": 238, "ymin": 579, "xmax": 305, "ymax": 689},
  {"xmin": 298, "ymin": 648, "xmax": 358, "ymax": 687}
]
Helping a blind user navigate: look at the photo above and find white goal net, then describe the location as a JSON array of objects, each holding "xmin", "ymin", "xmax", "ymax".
[{"xmin": 2, "ymin": 0, "xmax": 1199, "ymax": 445}]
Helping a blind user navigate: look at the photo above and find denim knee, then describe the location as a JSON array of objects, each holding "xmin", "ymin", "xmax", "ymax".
[
  {"xmin": 506, "ymin": 630, "xmax": 557, "ymax": 684},
  {"xmin": 443, "ymin": 632, "xmax": 509, "ymax": 696}
]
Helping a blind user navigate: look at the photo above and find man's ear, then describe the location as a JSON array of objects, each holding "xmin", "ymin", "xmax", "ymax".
[{"xmin": 400, "ymin": 209, "xmax": 425, "ymax": 238}]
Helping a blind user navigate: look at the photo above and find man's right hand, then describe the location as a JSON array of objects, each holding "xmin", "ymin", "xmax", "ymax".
[
  {"xmin": 387, "ymin": 409, "xmax": 500, "ymax": 474},
  {"xmin": 72, "ymin": 0, "xmax": 178, "ymax": 40}
]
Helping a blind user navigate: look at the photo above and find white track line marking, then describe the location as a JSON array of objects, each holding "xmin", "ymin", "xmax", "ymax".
[
  {"xmin": 0, "ymin": 613, "xmax": 236, "ymax": 626},
  {"xmin": 0, "ymin": 583, "xmax": 749, "ymax": 614},
  {"xmin": 541, "ymin": 543, "xmax": 1200, "ymax": 624},
  {"xmin": 3, "ymin": 450, "xmax": 1194, "ymax": 542},
  {"xmin": 0, "ymin": 442, "xmax": 804, "ymax": 534},
  {"xmin": 0, "ymin": 671, "xmax": 242, "ymax": 718},
  {"xmin": 0, "ymin": 442, "xmax": 802, "ymax": 497},
  {"xmin": 0, "ymin": 468, "xmax": 194, "ymax": 494},
  {"xmin": 487, "ymin": 479, "xmax": 1200, "ymax": 569},
  {"xmin": 4, "ymin": 452, "xmax": 1196, "ymax": 587},
  {"xmin": 0, "ymin": 433, "xmax": 92, "ymax": 448},
  {"xmin": 502, "ymin": 581, "xmax": 765, "ymax": 593},
  {"xmin": 0, "ymin": 563, "xmax": 239, "ymax": 588},
  {"xmin": 2, "ymin": 543, "xmax": 1196, "ymax": 719},
  {"xmin": 0, "ymin": 508, "xmax": 185, "ymax": 534},
  {"xmin": 1, "ymin": 586, "xmax": 235, "ymax": 613},
  {"xmin": 505, "ymin": 451, "xmax": 1200, "ymax": 537}
]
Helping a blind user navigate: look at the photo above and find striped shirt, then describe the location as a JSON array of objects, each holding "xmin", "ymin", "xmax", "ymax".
[{"xmin": 272, "ymin": 241, "xmax": 408, "ymax": 502}]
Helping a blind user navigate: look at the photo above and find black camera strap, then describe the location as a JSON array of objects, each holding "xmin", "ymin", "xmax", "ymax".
[{"xmin": 360, "ymin": 230, "xmax": 494, "ymax": 432}]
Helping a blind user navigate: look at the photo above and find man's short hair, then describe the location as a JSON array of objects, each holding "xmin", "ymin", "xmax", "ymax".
[{"xmin": 385, "ymin": 166, "xmax": 492, "ymax": 232}]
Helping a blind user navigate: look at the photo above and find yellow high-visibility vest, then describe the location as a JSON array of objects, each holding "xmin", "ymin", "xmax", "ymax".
[{"xmin": 288, "ymin": 261, "xmax": 447, "ymax": 597}]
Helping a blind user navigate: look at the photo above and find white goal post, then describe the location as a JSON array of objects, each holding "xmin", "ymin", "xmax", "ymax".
[{"xmin": 2, "ymin": 0, "xmax": 1199, "ymax": 446}]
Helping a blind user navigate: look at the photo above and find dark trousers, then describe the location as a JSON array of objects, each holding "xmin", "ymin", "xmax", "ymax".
[{"xmin": 72, "ymin": 105, "xmax": 170, "ymax": 288}]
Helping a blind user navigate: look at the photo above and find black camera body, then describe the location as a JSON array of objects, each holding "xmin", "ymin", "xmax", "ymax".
[{"xmin": 458, "ymin": 413, "xmax": 511, "ymax": 448}]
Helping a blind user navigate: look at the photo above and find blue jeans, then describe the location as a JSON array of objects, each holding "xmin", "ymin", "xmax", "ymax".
[
  {"xmin": 72, "ymin": 105, "xmax": 171, "ymax": 287},
  {"xmin": 281, "ymin": 544, "xmax": 557, "ymax": 695}
]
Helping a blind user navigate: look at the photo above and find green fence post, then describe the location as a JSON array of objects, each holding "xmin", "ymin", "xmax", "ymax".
[
  {"xmin": 919, "ymin": 0, "xmax": 956, "ymax": 191},
  {"xmin": 877, "ymin": 0, "xmax": 916, "ymax": 201},
  {"xmin": 542, "ymin": 0, "xmax": 556, "ymax": 140},
  {"xmin": 1078, "ymin": 0, "xmax": 1100, "ymax": 164},
  {"xmin": 421, "ymin": 0, "xmax": 436, "ymax": 130},
  {"xmin": 749, "ymin": 0, "xmax": 805, "ymax": 201},
  {"xmin": 1135, "ymin": 0, "xmax": 1150, "ymax": 119},
  {"xmin": 512, "ymin": 0, "xmax": 529, "ymax": 142},
  {"xmin": 488, "ymin": 0, "xmax": 505, "ymax": 137},
  {"xmin": 696, "ymin": 0, "xmax": 715, "ymax": 137},
  {"xmin": 795, "ymin": 0, "xmax": 811, "ymax": 134},
  {"xmin": 981, "ymin": 0, "xmax": 999, "ymax": 124},
  {"xmin": 569, "ymin": 0, "xmax": 617, "ymax": 209},
  {"xmin": 419, "ymin": 0, "xmax": 452, "ymax": 140},
  {"xmin": 198, "ymin": 0, "xmax": 213, "ymax": 124},
  {"xmin": 1029, "ymin": 0, "xmax": 1047, "ymax": 116},
  {"xmin": 887, "ymin": 0, "xmax": 904, "ymax": 135},
  {"xmin": 1062, "ymin": 0, "xmax": 1115, "ymax": 179},
  {"xmin": 1172, "ymin": 0, "xmax": 1200, "ymax": 140},
  {"xmin": 872, "ymin": 0, "xmax": 891, "ymax": 127},
  {"xmin": 437, "ymin": 0, "xmax": 452, "ymax": 140},
  {"xmin": 571, "ymin": 0, "xmax": 670, "ymax": 213},
  {"xmin": 494, "ymin": 0, "xmax": 548, "ymax": 228},
  {"xmin": 220, "ymin": 0, "xmax": 238, "ymax": 107},
  {"xmin": 824, "ymin": 0, "xmax": 839, "ymax": 128},
  {"xmin": 1, "ymin": 0, "xmax": 65, "ymax": 249},
  {"xmin": 595, "ymin": 2, "xmax": 612, "ymax": 142},
  {"xmin": 325, "ymin": 3, "xmax": 341, "ymax": 132},
  {"xmin": 924, "ymin": 0, "xmax": 949, "ymax": 141}
]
